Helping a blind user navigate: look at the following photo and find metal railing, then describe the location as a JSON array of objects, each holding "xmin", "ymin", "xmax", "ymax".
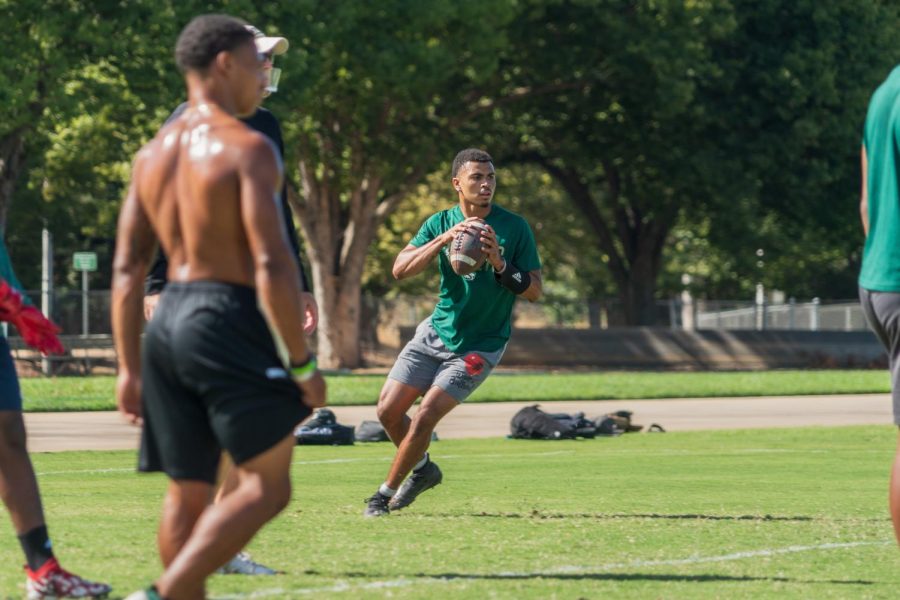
[
  {"xmin": 3, "ymin": 290, "xmax": 871, "ymax": 337},
  {"xmin": 687, "ymin": 299, "xmax": 867, "ymax": 332},
  {"xmin": 369, "ymin": 295, "xmax": 869, "ymax": 332}
]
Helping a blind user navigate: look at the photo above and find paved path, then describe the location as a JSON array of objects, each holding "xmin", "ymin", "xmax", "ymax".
[{"xmin": 24, "ymin": 394, "xmax": 894, "ymax": 453}]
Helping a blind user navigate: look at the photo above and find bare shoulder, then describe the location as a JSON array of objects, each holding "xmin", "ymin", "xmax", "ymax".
[
  {"xmin": 239, "ymin": 127, "xmax": 280, "ymax": 162},
  {"xmin": 131, "ymin": 139, "xmax": 157, "ymax": 176},
  {"xmin": 136, "ymin": 119, "xmax": 183, "ymax": 163}
]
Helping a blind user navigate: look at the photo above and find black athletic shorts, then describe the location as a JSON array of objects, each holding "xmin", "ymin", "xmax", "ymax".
[{"xmin": 139, "ymin": 281, "xmax": 310, "ymax": 483}]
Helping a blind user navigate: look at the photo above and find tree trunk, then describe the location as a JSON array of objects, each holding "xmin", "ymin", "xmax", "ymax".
[
  {"xmin": 617, "ymin": 252, "xmax": 661, "ymax": 326},
  {"xmin": 288, "ymin": 143, "xmax": 401, "ymax": 368},
  {"xmin": 290, "ymin": 181, "xmax": 376, "ymax": 369},
  {"xmin": 0, "ymin": 130, "xmax": 27, "ymax": 235},
  {"xmin": 315, "ymin": 269, "xmax": 363, "ymax": 368},
  {"xmin": 288, "ymin": 120, "xmax": 423, "ymax": 369},
  {"xmin": 518, "ymin": 153, "xmax": 673, "ymax": 325}
]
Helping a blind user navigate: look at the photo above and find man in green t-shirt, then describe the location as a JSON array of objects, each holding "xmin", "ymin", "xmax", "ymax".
[
  {"xmin": 859, "ymin": 65, "xmax": 900, "ymax": 546},
  {"xmin": 364, "ymin": 148, "xmax": 542, "ymax": 517}
]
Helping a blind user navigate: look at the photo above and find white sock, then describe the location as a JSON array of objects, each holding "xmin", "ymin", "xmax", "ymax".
[
  {"xmin": 413, "ymin": 453, "xmax": 429, "ymax": 472},
  {"xmin": 379, "ymin": 483, "xmax": 397, "ymax": 497}
]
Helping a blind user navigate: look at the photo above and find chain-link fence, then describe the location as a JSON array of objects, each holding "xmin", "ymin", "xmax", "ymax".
[
  {"xmin": 688, "ymin": 299, "xmax": 867, "ymax": 332},
  {"xmin": 364, "ymin": 295, "xmax": 870, "ymax": 332},
  {"xmin": 3, "ymin": 290, "xmax": 871, "ymax": 338}
]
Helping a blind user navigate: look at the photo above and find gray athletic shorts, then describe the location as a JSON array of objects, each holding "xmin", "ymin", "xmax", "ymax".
[
  {"xmin": 859, "ymin": 286, "xmax": 900, "ymax": 424},
  {"xmin": 388, "ymin": 319, "xmax": 505, "ymax": 402}
]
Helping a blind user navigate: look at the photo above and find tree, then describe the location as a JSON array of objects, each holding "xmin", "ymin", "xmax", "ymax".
[
  {"xmin": 266, "ymin": 0, "xmax": 520, "ymax": 367},
  {"xmin": 3, "ymin": 0, "xmax": 191, "ymax": 287},
  {"xmin": 483, "ymin": 0, "xmax": 740, "ymax": 325},
  {"xmin": 694, "ymin": 0, "xmax": 900, "ymax": 301},
  {"xmin": 486, "ymin": 0, "xmax": 898, "ymax": 322},
  {"xmin": 5, "ymin": 1, "xmax": 255, "ymax": 289}
]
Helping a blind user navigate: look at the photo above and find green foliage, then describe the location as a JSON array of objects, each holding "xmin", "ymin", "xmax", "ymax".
[
  {"xmin": 688, "ymin": 0, "xmax": 900, "ymax": 300},
  {"xmin": 268, "ymin": 0, "xmax": 518, "ymax": 202},
  {"xmin": 480, "ymin": 0, "xmax": 898, "ymax": 310},
  {"xmin": 2, "ymin": 0, "xmax": 188, "ymax": 289},
  {"xmin": 4, "ymin": 0, "xmax": 898, "ymax": 310},
  {"xmin": 363, "ymin": 172, "xmax": 446, "ymax": 297},
  {"xmin": 472, "ymin": 0, "xmax": 744, "ymax": 322}
]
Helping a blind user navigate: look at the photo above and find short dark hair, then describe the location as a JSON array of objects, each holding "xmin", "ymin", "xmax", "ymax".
[
  {"xmin": 452, "ymin": 148, "xmax": 494, "ymax": 178},
  {"xmin": 175, "ymin": 14, "xmax": 254, "ymax": 73}
]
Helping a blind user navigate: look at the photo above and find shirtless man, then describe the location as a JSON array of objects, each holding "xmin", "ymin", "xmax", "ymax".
[{"xmin": 111, "ymin": 14, "xmax": 325, "ymax": 599}]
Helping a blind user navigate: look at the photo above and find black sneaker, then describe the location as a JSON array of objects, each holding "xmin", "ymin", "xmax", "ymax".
[
  {"xmin": 363, "ymin": 492, "xmax": 391, "ymax": 517},
  {"xmin": 389, "ymin": 461, "xmax": 443, "ymax": 510}
]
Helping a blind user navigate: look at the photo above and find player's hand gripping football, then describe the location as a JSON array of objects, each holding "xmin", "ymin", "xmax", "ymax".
[
  {"xmin": 441, "ymin": 217, "xmax": 485, "ymax": 246},
  {"xmin": 478, "ymin": 224, "xmax": 505, "ymax": 271},
  {"xmin": 0, "ymin": 279, "xmax": 65, "ymax": 355}
]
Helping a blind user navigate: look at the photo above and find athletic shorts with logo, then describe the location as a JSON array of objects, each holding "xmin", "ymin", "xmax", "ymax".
[
  {"xmin": 140, "ymin": 281, "xmax": 309, "ymax": 483},
  {"xmin": 0, "ymin": 336, "xmax": 22, "ymax": 411},
  {"xmin": 860, "ymin": 286, "xmax": 900, "ymax": 424},
  {"xmin": 388, "ymin": 318, "xmax": 505, "ymax": 402}
]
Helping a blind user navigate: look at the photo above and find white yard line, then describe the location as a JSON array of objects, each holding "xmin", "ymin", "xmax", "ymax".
[
  {"xmin": 38, "ymin": 446, "xmax": 882, "ymax": 477},
  {"xmin": 216, "ymin": 540, "xmax": 891, "ymax": 598}
]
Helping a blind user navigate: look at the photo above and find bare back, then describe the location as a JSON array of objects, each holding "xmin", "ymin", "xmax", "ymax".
[{"xmin": 135, "ymin": 104, "xmax": 283, "ymax": 287}]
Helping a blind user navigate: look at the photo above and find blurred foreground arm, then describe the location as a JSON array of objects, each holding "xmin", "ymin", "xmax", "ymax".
[{"xmin": 111, "ymin": 157, "xmax": 157, "ymax": 425}]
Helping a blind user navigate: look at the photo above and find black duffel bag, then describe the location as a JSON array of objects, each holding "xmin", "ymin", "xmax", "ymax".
[
  {"xmin": 294, "ymin": 408, "xmax": 355, "ymax": 445},
  {"xmin": 510, "ymin": 405, "xmax": 578, "ymax": 440},
  {"xmin": 356, "ymin": 420, "xmax": 391, "ymax": 442}
]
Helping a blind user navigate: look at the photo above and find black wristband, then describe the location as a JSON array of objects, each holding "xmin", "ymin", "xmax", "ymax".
[{"xmin": 495, "ymin": 261, "xmax": 531, "ymax": 294}]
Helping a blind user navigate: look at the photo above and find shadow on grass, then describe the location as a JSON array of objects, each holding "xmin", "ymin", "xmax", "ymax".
[
  {"xmin": 458, "ymin": 511, "xmax": 815, "ymax": 522},
  {"xmin": 337, "ymin": 571, "xmax": 873, "ymax": 585}
]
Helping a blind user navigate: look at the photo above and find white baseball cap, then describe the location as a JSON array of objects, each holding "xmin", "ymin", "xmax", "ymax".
[{"xmin": 246, "ymin": 25, "xmax": 289, "ymax": 56}]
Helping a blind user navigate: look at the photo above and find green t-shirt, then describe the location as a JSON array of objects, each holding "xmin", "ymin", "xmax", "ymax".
[
  {"xmin": 860, "ymin": 65, "xmax": 900, "ymax": 292},
  {"xmin": 0, "ymin": 235, "xmax": 26, "ymax": 298},
  {"xmin": 410, "ymin": 204, "xmax": 541, "ymax": 353},
  {"xmin": 0, "ymin": 235, "xmax": 29, "ymax": 337}
]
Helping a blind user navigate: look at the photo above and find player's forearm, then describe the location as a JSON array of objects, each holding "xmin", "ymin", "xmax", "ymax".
[
  {"xmin": 861, "ymin": 199, "xmax": 869, "ymax": 237},
  {"xmin": 256, "ymin": 258, "xmax": 311, "ymax": 363},
  {"xmin": 861, "ymin": 145, "xmax": 869, "ymax": 237},
  {"xmin": 393, "ymin": 238, "xmax": 447, "ymax": 280},
  {"xmin": 495, "ymin": 262, "xmax": 543, "ymax": 302},
  {"xmin": 520, "ymin": 271, "xmax": 543, "ymax": 302},
  {"xmin": 111, "ymin": 267, "xmax": 146, "ymax": 375}
]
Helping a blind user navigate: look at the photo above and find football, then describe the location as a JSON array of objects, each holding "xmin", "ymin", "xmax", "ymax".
[{"xmin": 450, "ymin": 220, "xmax": 488, "ymax": 276}]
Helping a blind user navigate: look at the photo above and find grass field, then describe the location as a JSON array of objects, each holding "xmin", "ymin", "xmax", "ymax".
[
  {"xmin": 2, "ymin": 426, "xmax": 898, "ymax": 598},
  {"xmin": 18, "ymin": 369, "xmax": 892, "ymax": 411}
]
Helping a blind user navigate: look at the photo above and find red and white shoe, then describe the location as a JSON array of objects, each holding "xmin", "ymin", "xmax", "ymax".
[{"xmin": 25, "ymin": 558, "xmax": 111, "ymax": 599}]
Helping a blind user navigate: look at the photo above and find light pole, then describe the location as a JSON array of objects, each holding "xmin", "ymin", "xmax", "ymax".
[{"xmin": 754, "ymin": 248, "xmax": 765, "ymax": 330}]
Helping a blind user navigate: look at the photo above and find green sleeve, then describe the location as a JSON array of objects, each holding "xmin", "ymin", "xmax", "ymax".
[
  {"xmin": 0, "ymin": 235, "xmax": 30, "ymax": 303},
  {"xmin": 511, "ymin": 218, "xmax": 542, "ymax": 272},
  {"xmin": 409, "ymin": 213, "xmax": 441, "ymax": 248}
]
